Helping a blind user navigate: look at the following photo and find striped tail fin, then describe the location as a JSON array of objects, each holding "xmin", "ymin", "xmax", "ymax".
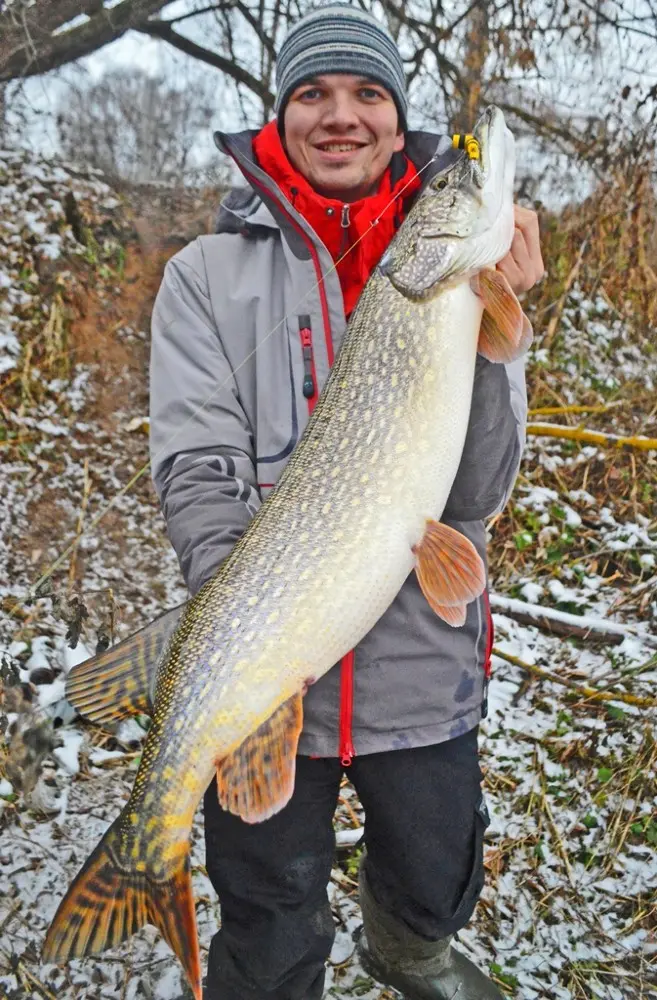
[
  {"xmin": 42, "ymin": 817, "xmax": 201, "ymax": 999},
  {"xmin": 66, "ymin": 604, "xmax": 185, "ymax": 724}
]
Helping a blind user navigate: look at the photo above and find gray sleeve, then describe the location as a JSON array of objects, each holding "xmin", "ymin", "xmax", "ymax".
[
  {"xmin": 149, "ymin": 241, "xmax": 261, "ymax": 596},
  {"xmin": 442, "ymin": 356, "xmax": 527, "ymax": 522}
]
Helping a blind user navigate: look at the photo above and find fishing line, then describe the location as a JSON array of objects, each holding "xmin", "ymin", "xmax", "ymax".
[{"xmin": 18, "ymin": 152, "xmax": 441, "ymax": 608}]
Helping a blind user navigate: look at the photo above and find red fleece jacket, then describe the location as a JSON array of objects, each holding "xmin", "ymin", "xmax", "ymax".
[{"xmin": 253, "ymin": 121, "xmax": 421, "ymax": 317}]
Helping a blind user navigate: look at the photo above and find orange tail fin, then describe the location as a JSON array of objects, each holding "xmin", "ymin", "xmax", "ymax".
[{"xmin": 42, "ymin": 818, "xmax": 201, "ymax": 999}]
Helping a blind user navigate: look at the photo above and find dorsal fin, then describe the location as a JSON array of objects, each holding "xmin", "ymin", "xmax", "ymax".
[{"xmin": 65, "ymin": 604, "xmax": 185, "ymax": 724}]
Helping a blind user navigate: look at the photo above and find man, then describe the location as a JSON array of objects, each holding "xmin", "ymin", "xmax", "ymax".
[{"xmin": 151, "ymin": 5, "xmax": 543, "ymax": 1000}]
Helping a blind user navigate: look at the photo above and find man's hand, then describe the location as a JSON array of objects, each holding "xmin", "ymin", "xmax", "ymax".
[{"xmin": 496, "ymin": 205, "xmax": 544, "ymax": 294}]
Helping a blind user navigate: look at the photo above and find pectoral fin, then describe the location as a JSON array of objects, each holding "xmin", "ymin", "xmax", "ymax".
[
  {"xmin": 472, "ymin": 268, "xmax": 533, "ymax": 362},
  {"xmin": 413, "ymin": 520, "xmax": 486, "ymax": 627},
  {"xmin": 66, "ymin": 604, "xmax": 185, "ymax": 724},
  {"xmin": 216, "ymin": 692, "xmax": 303, "ymax": 824}
]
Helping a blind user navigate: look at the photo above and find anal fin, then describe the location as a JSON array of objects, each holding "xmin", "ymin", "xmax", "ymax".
[
  {"xmin": 216, "ymin": 692, "xmax": 303, "ymax": 824},
  {"xmin": 413, "ymin": 520, "xmax": 486, "ymax": 627},
  {"xmin": 66, "ymin": 604, "xmax": 185, "ymax": 724}
]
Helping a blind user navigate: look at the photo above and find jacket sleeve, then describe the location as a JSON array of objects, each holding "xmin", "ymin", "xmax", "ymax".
[
  {"xmin": 442, "ymin": 356, "xmax": 527, "ymax": 522},
  {"xmin": 149, "ymin": 240, "xmax": 260, "ymax": 596}
]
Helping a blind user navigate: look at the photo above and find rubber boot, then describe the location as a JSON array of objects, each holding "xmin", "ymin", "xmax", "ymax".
[{"xmin": 356, "ymin": 864, "xmax": 504, "ymax": 1000}]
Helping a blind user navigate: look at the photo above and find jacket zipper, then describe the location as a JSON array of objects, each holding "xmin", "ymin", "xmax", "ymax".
[
  {"xmin": 339, "ymin": 649, "xmax": 356, "ymax": 766},
  {"xmin": 481, "ymin": 591, "xmax": 494, "ymax": 718},
  {"xmin": 227, "ymin": 158, "xmax": 354, "ymax": 761},
  {"xmin": 298, "ymin": 315, "xmax": 318, "ymax": 408}
]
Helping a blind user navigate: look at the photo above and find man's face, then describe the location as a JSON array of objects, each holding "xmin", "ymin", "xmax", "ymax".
[{"xmin": 283, "ymin": 74, "xmax": 405, "ymax": 202}]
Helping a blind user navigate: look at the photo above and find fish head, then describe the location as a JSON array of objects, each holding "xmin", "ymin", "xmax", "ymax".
[{"xmin": 380, "ymin": 105, "xmax": 516, "ymax": 301}]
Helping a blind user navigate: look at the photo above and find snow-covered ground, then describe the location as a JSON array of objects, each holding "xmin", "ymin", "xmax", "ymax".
[{"xmin": 1, "ymin": 150, "xmax": 655, "ymax": 999}]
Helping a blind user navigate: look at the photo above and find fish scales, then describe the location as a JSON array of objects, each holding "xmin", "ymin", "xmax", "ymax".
[
  {"xmin": 117, "ymin": 276, "xmax": 483, "ymax": 877},
  {"xmin": 45, "ymin": 106, "xmax": 530, "ymax": 1000}
]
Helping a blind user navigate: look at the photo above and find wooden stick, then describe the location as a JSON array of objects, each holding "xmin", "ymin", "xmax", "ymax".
[
  {"xmin": 489, "ymin": 594, "xmax": 655, "ymax": 646},
  {"xmin": 491, "ymin": 647, "xmax": 657, "ymax": 707},
  {"xmin": 527, "ymin": 423, "xmax": 657, "ymax": 450},
  {"xmin": 493, "ymin": 608, "xmax": 626, "ymax": 645}
]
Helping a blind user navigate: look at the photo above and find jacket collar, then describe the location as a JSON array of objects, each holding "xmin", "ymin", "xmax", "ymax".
[{"xmin": 213, "ymin": 128, "xmax": 460, "ymax": 254}]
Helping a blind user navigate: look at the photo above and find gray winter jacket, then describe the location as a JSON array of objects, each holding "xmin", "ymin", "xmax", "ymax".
[{"xmin": 149, "ymin": 128, "xmax": 527, "ymax": 759}]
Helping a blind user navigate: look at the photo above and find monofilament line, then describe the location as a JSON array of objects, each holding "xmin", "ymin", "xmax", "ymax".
[{"xmin": 22, "ymin": 153, "xmax": 440, "ymax": 605}]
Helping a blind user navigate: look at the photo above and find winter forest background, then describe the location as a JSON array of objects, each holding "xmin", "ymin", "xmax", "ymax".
[
  {"xmin": 1, "ymin": 4, "xmax": 656, "ymax": 1000},
  {"xmin": 2, "ymin": 0, "xmax": 657, "ymax": 198}
]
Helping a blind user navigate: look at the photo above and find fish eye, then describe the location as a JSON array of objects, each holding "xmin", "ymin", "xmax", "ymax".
[{"xmin": 434, "ymin": 178, "xmax": 448, "ymax": 190}]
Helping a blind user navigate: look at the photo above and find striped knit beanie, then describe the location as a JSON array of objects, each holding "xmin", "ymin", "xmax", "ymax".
[{"xmin": 274, "ymin": 4, "xmax": 408, "ymax": 129}]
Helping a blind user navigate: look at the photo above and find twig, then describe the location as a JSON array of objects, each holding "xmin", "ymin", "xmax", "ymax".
[
  {"xmin": 538, "ymin": 761, "xmax": 576, "ymax": 887},
  {"xmin": 338, "ymin": 791, "xmax": 362, "ymax": 829},
  {"xmin": 17, "ymin": 960, "xmax": 58, "ymax": 1000},
  {"xmin": 67, "ymin": 456, "xmax": 91, "ymax": 591},
  {"xmin": 491, "ymin": 647, "xmax": 657, "ymax": 708}
]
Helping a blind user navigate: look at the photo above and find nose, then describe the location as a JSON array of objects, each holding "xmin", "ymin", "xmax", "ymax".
[{"xmin": 320, "ymin": 91, "xmax": 360, "ymax": 131}]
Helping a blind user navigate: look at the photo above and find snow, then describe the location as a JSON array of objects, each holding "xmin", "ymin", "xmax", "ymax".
[
  {"xmin": 1, "ymin": 152, "xmax": 655, "ymax": 1000},
  {"xmin": 520, "ymin": 580, "xmax": 544, "ymax": 602},
  {"xmin": 53, "ymin": 730, "xmax": 85, "ymax": 775}
]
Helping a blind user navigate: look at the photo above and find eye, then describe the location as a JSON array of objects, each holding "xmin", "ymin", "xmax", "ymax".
[
  {"xmin": 298, "ymin": 87, "xmax": 323, "ymax": 101},
  {"xmin": 359, "ymin": 87, "xmax": 383, "ymax": 100},
  {"xmin": 435, "ymin": 178, "xmax": 448, "ymax": 190}
]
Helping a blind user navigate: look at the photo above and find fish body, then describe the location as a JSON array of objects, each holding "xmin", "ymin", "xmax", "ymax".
[{"xmin": 44, "ymin": 106, "xmax": 529, "ymax": 998}]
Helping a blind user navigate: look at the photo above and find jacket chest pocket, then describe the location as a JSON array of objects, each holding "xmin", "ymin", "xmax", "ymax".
[{"xmin": 255, "ymin": 318, "xmax": 317, "ymax": 495}]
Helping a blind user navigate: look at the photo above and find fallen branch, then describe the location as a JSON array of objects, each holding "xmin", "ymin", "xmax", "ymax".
[
  {"xmin": 528, "ymin": 403, "xmax": 625, "ymax": 417},
  {"xmin": 526, "ymin": 423, "xmax": 657, "ymax": 450},
  {"xmin": 491, "ymin": 647, "xmax": 657, "ymax": 708},
  {"xmin": 489, "ymin": 594, "xmax": 655, "ymax": 647}
]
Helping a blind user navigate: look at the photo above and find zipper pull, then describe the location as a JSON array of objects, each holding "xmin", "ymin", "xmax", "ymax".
[
  {"xmin": 298, "ymin": 315, "xmax": 315, "ymax": 399},
  {"xmin": 339, "ymin": 204, "xmax": 351, "ymax": 256}
]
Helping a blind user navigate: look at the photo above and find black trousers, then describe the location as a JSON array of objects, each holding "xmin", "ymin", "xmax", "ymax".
[{"xmin": 203, "ymin": 728, "xmax": 488, "ymax": 1000}]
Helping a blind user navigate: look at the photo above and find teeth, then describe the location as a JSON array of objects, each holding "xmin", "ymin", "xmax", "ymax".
[{"xmin": 320, "ymin": 143, "xmax": 361, "ymax": 152}]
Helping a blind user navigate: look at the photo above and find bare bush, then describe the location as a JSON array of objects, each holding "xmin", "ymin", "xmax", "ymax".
[{"xmin": 56, "ymin": 67, "xmax": 218, "ymax": 186}]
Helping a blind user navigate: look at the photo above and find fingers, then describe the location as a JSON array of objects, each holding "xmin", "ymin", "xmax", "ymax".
[{"xmin": 496, "ymin": 205, "xmax": 545, "ymax": 294}]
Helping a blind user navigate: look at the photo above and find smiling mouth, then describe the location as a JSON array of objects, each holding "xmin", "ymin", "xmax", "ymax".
[{"xmin": 315, "ymin": 142, "xmax": 367, "ymax": 153}]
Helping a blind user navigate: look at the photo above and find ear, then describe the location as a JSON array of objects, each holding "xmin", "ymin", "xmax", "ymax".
[{"xmin": 394, "ymin": 129, "xmax": 405, "ymax": 153}]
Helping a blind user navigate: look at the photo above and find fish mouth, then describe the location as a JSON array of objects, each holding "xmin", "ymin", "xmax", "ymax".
[{"xmin": 380, "ymin": 104, "xmax": 515, "ymax": 299}]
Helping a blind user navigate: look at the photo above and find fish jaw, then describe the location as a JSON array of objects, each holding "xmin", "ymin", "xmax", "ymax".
[{"xmin": 380, "ymin": 106, "xmax": 516, "ymax": 299}]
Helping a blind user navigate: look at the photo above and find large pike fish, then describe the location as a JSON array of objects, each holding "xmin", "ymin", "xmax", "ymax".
[{"xmin": 44, "ymin": 106, "xmax": 531, "ymax": 997}]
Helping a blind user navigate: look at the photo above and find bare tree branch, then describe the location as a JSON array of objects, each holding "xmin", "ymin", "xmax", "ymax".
[
  {"xmin": 0, "ymin": 0, "xmax": 171, "ymax": 83},
  {"xmin": 137, "ymin": 18, "xmax": 275, "ymax": 109}
]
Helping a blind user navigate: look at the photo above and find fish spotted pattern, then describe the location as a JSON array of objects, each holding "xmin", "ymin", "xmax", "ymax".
[{"xmin": 44, "ymin": 106, "xmax": 530, "ymax": 999}]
